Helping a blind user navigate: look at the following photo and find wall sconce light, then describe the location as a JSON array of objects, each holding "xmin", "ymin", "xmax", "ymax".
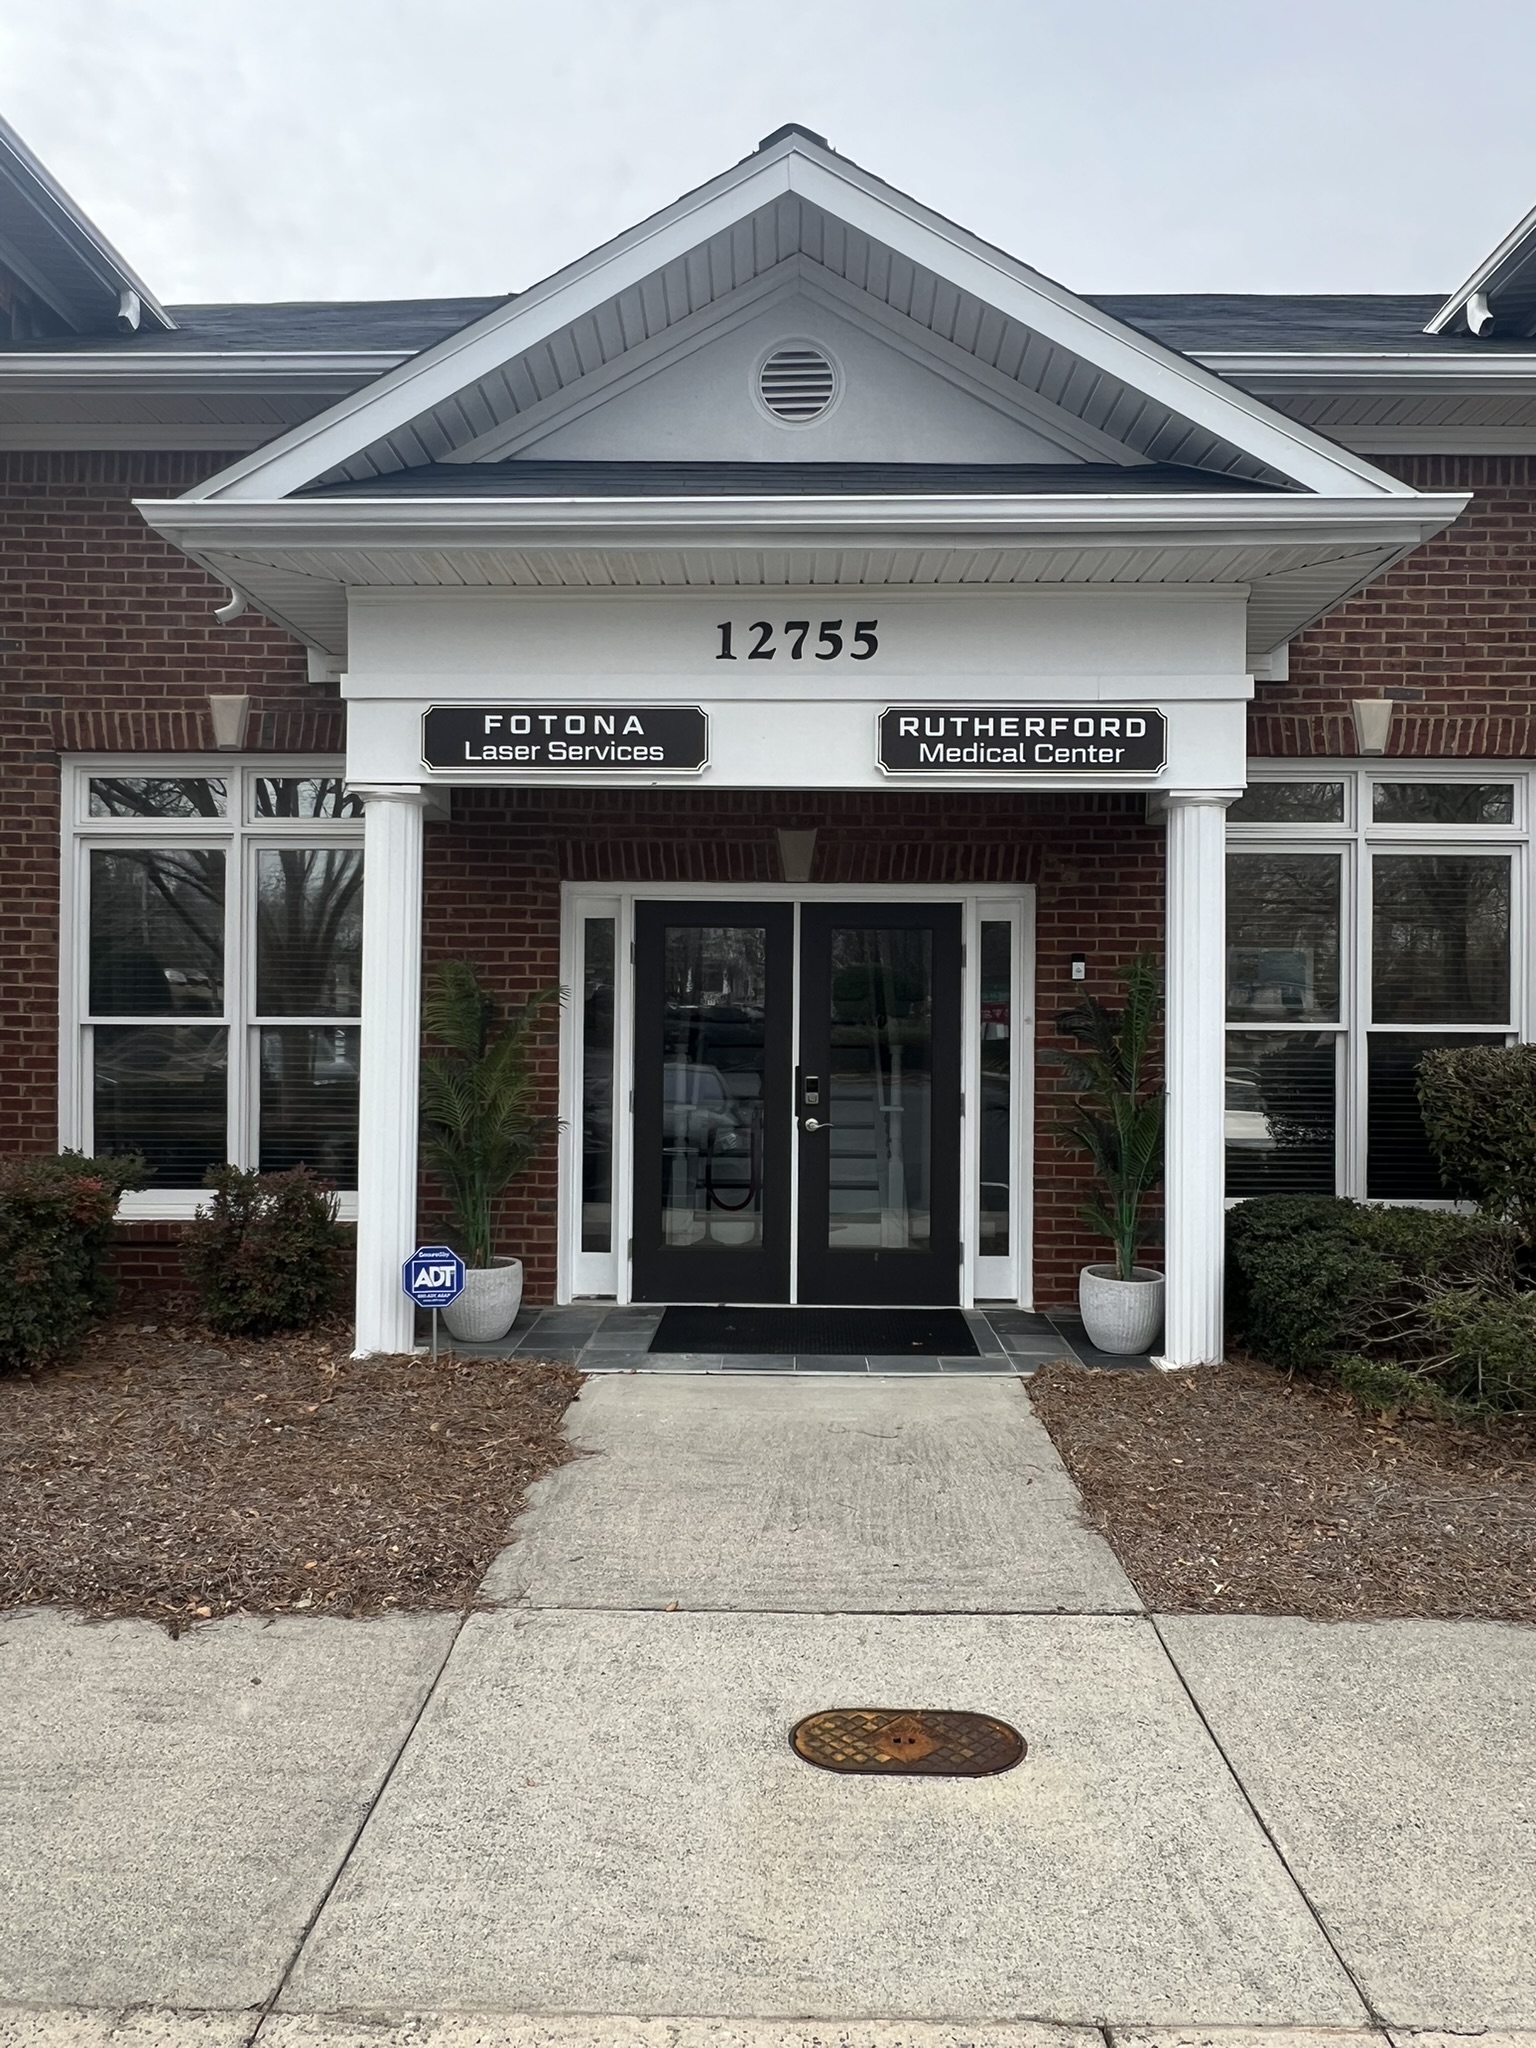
[
  {"xmin": 1350, "ymin": 699, "xmax": 1395, "ymax": 756},
  {"xmin": 776, "ymin": 827, "xmax": 817, "ymax": 882},
  {"xmin": 207, "ymin": 694, "xmax": 252, "ymax": 750}
]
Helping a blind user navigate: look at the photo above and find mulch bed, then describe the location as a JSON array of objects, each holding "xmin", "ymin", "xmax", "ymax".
[
  {"xmin": 1028, "ymin": 1358, "xmax": 1536, "ymax": 1622},
  {"xmin": 0, "ymin": 1310, "xmax": 581, "ymax": 1629}
]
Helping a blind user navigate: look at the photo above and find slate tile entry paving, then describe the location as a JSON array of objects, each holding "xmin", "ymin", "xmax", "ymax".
[{"xmin": 443, "ymin": 1303, "xmax": 1154, "ymax": 1374}]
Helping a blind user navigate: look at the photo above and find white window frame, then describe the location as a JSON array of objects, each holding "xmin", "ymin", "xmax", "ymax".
[
  {"xmin": 1229, "ymin": 762, "xmax": 1529, "ymax": 1206},
  {"xmin": 59, "ymin": 756, "xmax": 364, "ymax": 1220},
  {"xmin": 557, "ymin": 881, "xmax": 1036, "ymax": 1308}
]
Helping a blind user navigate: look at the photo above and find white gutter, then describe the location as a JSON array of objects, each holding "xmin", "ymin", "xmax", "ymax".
[
  {"xmin": 1195, "ymin": 352, "xmax": 1536, "ymax": 382},
  {"xmin": 0, "ymin": 351, "xmax": 411, "ymax": 383},
  {"xmin": 137, "ymin": 489, "xmax": 1469, "ymax": 555}
]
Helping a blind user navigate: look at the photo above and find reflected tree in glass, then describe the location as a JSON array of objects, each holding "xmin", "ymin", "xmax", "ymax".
[
  {"xmin": 89, "ymin": 849, "xmax": 225, "ymax": 1016},
  {"xmin": 1372, "ymin": 856, "xmax": 1510, "ymax": 1023},
  {"xmin": 1226, "ymin": 853, "xmax": 1340, "ymax": 1023}
]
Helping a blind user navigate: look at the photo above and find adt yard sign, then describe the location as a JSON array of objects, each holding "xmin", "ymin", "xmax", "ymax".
[{"xmin": 403, "ymin": 1245, "xmax": 465, "ymax": 1309}]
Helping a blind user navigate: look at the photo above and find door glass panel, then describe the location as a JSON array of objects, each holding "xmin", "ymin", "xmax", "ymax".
[
  {"xmin": 660, "ymin": 925, "xmax": 767, "ymax": 1250},
  {"xmin": 826, "ymin": 927, "xmax": 933, "ymax": 1252},
  {"xmin": 581, "ymin": 918, "xmax": 615, "ymax": 1253},
  {"xmin": 978, "ymin": 920, "xmax": 1011, "ymax": 1257}
]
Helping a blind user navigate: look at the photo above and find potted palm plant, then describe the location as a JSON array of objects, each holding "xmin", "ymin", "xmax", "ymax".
[
  {"xmin": 419, "ymin": 961, "xmax": 559, "ymax": 1344},
  {"xmin": 1048, "ymin": 953, "xmax": 1165, "ymax": 1355}
]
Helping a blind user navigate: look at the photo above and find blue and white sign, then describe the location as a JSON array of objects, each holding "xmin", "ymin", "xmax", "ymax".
[{"xmin": 403, "ymin": 1244, "xmax": 465, "ymax": 1308}]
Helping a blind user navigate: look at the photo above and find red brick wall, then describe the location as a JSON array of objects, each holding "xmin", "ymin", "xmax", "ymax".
[
  {"xmin": 422, "ymin": 786, "xmax": 1165, "ymax": 1309},
  {"xmin": 0, "ymin": 452, "xmax": 341, "ymax": 1157},
  {"xmin": 1251, "ymin": 455, "xmax": 1536, "ymax": 757},
  {"xmin": 4, "ymin": 447, "xmax": 1533, "ymax": 1310}
]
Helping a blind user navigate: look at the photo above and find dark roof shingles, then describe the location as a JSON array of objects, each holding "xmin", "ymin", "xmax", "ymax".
[{"xmin": 299, "ymin": 459, "xmax": 1289, "ymax": 500}]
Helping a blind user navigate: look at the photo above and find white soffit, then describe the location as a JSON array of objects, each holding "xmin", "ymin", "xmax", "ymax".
[
  {"xmin": 148, "ymin": 492, "xmax": 1460, "ymax": 664},
  {"xmin": 178, "ymin": 133, "xmax": 1415, "ymax": 505}
]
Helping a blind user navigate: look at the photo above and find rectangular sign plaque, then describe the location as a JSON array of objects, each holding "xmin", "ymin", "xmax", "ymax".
[
  {"xmin": 423, "ymin": 705, "xmax": 709, "ymax": 772},
  {"xmin": 878, "ymin": 706, "xmax": 1167, "ymax": 774}
]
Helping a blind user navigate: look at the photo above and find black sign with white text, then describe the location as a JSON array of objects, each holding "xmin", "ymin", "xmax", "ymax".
[
  {"xmin": 878, "ymin": 706, "xmax": 1166, "ymax": 774},
  {"xmin": 423, "ymin": 705, "xmax": 709, "ymax": 772}
]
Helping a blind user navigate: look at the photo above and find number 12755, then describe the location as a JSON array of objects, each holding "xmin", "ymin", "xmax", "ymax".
[{"xmin": 716, "ymin": 619, "xmax": 878, "ymax": 661}]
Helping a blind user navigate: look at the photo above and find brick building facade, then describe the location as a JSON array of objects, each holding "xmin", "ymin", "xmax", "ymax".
[{"xmin": 4, "ymin": 114, "xmax": 1535, "ymax": 1361}]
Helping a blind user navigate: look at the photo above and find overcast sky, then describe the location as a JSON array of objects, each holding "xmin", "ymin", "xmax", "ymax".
[{"xmin": 1, "ymin": 0, "xmax": 1532, "ymax": 308}]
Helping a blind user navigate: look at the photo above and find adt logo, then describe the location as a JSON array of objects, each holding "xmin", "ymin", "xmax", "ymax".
[{"xmin": 402, "ymin": 1244, "xmax": 465, "ymax": 1308}]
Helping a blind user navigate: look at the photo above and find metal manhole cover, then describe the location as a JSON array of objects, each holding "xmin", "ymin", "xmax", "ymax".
[{"xmin": 791, "ymin": 1708, "xmax": 1026, "ymax": 1777}]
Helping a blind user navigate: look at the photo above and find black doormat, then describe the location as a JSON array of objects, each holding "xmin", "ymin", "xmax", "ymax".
[{"xmin": 649, "ymin": 1305, "xmax": 979, "ymax": 1356}]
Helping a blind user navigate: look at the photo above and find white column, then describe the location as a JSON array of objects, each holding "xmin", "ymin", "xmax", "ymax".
[
  {"xmin": 1158, "ymin": 791, "xmax": 1234, "ymax": 1369},
  {"xmin": 352, "ymin": 785, "xmax": 427, "ymax": 1356}
]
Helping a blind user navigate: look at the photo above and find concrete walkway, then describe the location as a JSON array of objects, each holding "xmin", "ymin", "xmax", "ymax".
[{"xmin": 1, "ymin": 1375, "xmax": 1533, "ymax": 2046}]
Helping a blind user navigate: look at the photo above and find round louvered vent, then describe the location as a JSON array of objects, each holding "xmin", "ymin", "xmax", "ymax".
[{"xmin": 756, "ymin": 343, "xmax": 839, "ymax": 424}]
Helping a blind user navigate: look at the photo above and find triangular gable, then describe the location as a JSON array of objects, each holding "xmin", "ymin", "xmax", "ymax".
[{"xmin": 183, "ymin": 128, "xmax": 1413, "ymax": 505}]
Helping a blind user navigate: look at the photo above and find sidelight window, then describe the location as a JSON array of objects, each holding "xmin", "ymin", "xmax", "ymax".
[
  {"xmin": 63, "ymin": 758, "xmax": 364, "ymax": 1215},
  {"xmin": 1228, "ymin": 768, "xmax": 1525, "ymax": 1206}
]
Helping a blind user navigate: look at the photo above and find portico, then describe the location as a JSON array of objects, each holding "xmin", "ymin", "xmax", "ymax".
[{"xmin": 135, "ymin": 126, "xmax": 1464, "ymax": 1365}]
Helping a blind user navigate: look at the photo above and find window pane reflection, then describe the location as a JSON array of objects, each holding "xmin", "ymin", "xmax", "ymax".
[
  {"xmin": 581, "ymin": 918, "xmax": 615, "ymax": 1254},
  {"xmin": 978, "ymin": 921, "xmax": 1011, "ymax": 1258},
  {"xmin": 827, "ymin": 926, "xmax": 933, "ymax": 1252},
  {"xmin": 1372, "ymin": 855, "xmax": 1510, "ymax": 1022},
  {"xmin": 259, "ymin": 1027, "xmax": 359, "ymax": 1182},
  {"xmin": 1228, "ymin": 781, "xmax": 1344, "ymax": 823},
  {"xmin": 255, "ymin": 848, "xmax": 363, "ymax": 1016},
  {"xmin": 1367, "ymin": 1033, "xmax": 1505, "ymax": 1198},
  {"xmin": 89, "ymin": 777, "xmax": 226, "ymax": 818},
  {"xmin": 1373, "ymin": 783, "xmax": 1514, "ymax": 825},
  {"xmin": 252, "ymin": 777, "xmax": 364, "ymax": 819},
  {"xmin": 1226, "ymin": 853, "xmax": 1341, "ymax": 1023},
  {"xmin": 93, "ymin": 1025, "xmax": 227, "ymax": 1181},
  {"xmin": 660, "ymin": 925, "xmax": 767, "ymax": 1250},
  {"xmin": 89, "ymin": 849, "xmax": 224, "ymax": 1016},
  {"xmin": 1225, "ymin": 1031, "xmax": 1336, "ymax": 1196}
]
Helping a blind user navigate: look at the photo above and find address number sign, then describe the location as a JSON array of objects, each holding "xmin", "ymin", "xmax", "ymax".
[{"xmin": 716, "ymin": 618, "xmax": 878, "ymax": 661}]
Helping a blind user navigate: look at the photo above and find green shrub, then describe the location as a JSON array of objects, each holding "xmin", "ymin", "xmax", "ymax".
[
  {"xmin": 1228, "ymin": 1194, "xmax": 1536, "ymax": 1416},
  {"xmin": 1226, "ymin": 1196, "xmax": 1376, "ymax": 1369},
  {"xmin": 183, "ymin": 1166, "xmax": 349, "ymax": 1335},
  {"xmin": 1332, "ymin": 1354, "xmax": 1463, "ymax": 1421},
  {"xmin": 0, "ymin": 1150, "xmax": 144, "ymax": 1371},
  {"xmin": 1417, "ymin": 1041, "xmax": 1536, "ymax": 1240},
  {"xmin": 1226, "ymin": 1194, "xmax": 1520, "ymax": 1372},
  {"xmin": 1418, "ymin": 1287, "xmax": 1536, "ymax": 1413}
]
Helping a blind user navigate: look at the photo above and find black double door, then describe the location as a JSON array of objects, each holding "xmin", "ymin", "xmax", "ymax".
[{"xmin": 631, "ymin": 900, "xmax": 962, "ymax": 1304}]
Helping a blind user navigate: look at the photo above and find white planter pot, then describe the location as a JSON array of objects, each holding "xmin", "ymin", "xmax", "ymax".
[
  {"xmin": 440, "ymin": 1258, "xmax": 524, "ymax": 1345},
  {"xmin": 1078, "ymin": 1264, "xmax": 1164, "ymax": 1356}
]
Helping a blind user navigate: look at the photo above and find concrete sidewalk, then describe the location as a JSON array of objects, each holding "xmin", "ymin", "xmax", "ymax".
[{"xmin": 1, "ymin": 1375, "xmax": 1533, "ymax": 2044}]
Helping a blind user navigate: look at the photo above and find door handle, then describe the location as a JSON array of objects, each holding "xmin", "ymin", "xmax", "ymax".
[{"xmin": 802, "ymin": 1117, "xmax": 836, "ymax": 1132}]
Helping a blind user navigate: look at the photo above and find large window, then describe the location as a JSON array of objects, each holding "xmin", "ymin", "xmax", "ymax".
[
  {"xmin": 64, "ymin": 761, "xmax": 364, "ymax": 1216},
  {"xmin": 1227, "ymin": 770, "xmax": 1523, "ymax": 1205}
]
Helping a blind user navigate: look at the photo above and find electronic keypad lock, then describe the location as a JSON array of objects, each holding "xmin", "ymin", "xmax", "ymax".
[{"xmin": 802, "ymin": 1074, "xmax": 821, "ymax": 1107}]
